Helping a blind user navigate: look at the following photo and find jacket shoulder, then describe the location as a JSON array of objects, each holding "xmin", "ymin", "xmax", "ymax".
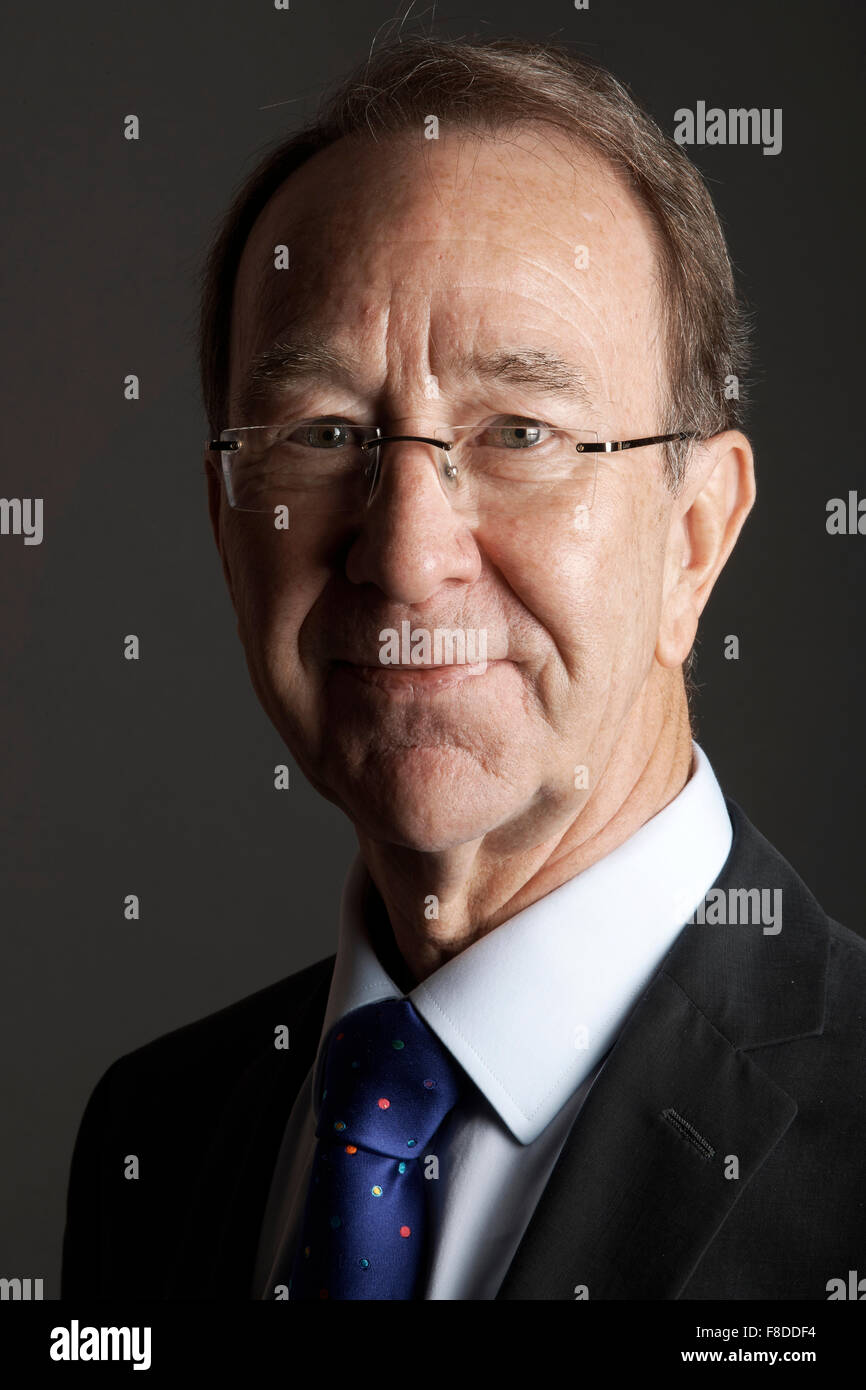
[
  {"xmin": 825, "ymin": 916, "xmax": 866, "ymax": 1040},
  {"xmin": 94, "ymin": 952, "xmax": 335, "ymax": 1100},
  {"xmin": 727, "ymin": 797, "xmax": 866, "ymax": 982},
  {"xmin": 62, "ymin": 953, "xmax": 335, "ymax": 1299},
  {"xmin": 827, "ymin": 914, "xmax": 866, "ymax": 963}
]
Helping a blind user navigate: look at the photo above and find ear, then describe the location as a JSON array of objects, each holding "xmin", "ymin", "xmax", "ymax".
[
  {"xmin": 205, "ymin": 447, "xmax": 237, "ymax": 609},
  {"xmin": 656, "ymin": 431, "xmax": 756, "ymax": 668}
]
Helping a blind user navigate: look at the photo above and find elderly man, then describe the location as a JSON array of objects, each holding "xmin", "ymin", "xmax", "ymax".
[{"xmin": 62, "ymin": 36, "xmax": 865, "ymax": 1301}]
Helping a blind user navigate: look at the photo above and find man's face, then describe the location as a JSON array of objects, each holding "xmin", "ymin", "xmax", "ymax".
[{"xmin": 212, "ymin": 127, "xmax": 685, "ymax": 852}]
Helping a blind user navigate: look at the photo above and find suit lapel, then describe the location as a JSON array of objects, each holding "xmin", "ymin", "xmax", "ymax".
[
  {"xmin": 497, "ymin": 800, "xmax": 828, "ymax": 1300},
  {"xmin": 164, "ymin": 959, "xmax": 334, "ymax": 1298},
  {"xmin": 496, "ymin": 968, "xmax": 797, "ymax": 1299}
]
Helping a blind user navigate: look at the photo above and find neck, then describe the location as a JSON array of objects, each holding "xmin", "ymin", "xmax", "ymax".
[{"xmin": 357, "ymin": 683, "xmax": 694, "ymax": 984}]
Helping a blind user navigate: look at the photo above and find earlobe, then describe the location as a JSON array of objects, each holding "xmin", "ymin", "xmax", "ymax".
[
  {"xmin": 656, "ymin": 575, "xmax": 700, "ymax": 669},
  {"xmin": 655, "ymin": 430, "xmax": 755, "ymax": 669}
]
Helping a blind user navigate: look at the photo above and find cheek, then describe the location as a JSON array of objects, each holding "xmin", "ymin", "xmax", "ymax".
[
  {"xmin": 486, "ymin": 488, "xmax": 666, "ymax": 702},
  {"xmin": 478, "ymin": 494, "xmax": 607, "ymax": 641},
  {"xmin": 595, "ymin": 488, "xmax": 668, "ymax": 685},
  {"xmin": 222, "ymin": 519, "xmax": 325, "ymax": 678}
]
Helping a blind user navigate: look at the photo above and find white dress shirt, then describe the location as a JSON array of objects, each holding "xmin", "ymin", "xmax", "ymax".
[{"xmin": 253, "ymin": 740, "xmax": 733, "ymax": 1300}]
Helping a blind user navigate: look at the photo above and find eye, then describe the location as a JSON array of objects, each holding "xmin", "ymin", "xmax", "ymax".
[
  {"xmin": 481, "ymin": 419, "xmax": 554, "ymax": 449},
  {"xmin": 289, "ymin": 419, "xmax": 359, "ymax": 449}
]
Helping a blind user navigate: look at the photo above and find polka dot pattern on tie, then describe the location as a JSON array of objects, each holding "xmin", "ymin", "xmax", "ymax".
[{"xmin": 286, "ymin": 997, "xmax": 466, "ymax": 1301}]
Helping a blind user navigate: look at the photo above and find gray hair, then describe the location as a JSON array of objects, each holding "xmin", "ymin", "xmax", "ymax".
[{"xmin": 199, "ymin": 34, "xmax": 751, "ymax": 492}]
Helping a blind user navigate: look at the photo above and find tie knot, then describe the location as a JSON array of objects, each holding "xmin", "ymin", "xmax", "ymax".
[{"xmin": 316, "ymin": 998, "xmax": 464, "ymax": 1158}]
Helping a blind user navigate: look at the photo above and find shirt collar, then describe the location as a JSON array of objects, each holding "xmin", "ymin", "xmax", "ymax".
[{"xmin": 313, "ymin": 741, "xmax": 732, "ymax": 1144}]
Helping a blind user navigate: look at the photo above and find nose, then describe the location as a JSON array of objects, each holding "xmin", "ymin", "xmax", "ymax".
[{"xmin": 344, "ymin": 435, "xmax": 482, "ymax": 604}]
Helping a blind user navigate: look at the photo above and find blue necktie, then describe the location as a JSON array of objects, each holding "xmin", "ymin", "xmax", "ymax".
[{"xmin": 287, "ymin": 997, "xmax": 465, "ymax": 1300}]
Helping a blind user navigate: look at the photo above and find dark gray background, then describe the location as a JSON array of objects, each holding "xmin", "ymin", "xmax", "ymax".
[{"xmin": 2, "ymin": 0, "xmax": 863, "ymax": 1297}]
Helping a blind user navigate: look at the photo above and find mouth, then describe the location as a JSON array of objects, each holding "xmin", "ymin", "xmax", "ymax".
[{"xmin": 332, "ymin": 658, "xmax": 503, "ymax": 694}]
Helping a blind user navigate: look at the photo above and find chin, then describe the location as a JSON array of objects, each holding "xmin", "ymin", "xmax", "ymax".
[
  {"xmin": 330, "ymin": 753, "xmax": 519, "ymax": 851},
  {"xmin": 356, "ymin": 811, "xmax": 495, "ymax": 854}
]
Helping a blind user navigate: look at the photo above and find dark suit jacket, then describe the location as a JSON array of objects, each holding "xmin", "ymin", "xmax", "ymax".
[{"xmin": 61, "ymin": 799, "xmax": 866, "ymax": 1300}]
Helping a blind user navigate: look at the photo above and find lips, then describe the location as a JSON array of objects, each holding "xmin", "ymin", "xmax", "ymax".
[
  {"xmin": 345, "ymin": 662, "xmax": 490, "ymax": 670},
  {"xmin": 333, "ymin": 658, "xmax": 504, "ymax": 693}
]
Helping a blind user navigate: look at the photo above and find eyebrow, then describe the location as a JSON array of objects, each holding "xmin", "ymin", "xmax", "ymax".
[
  {"xmin": 232, "ymin": 340, "xmax": 354, "ymax": 422},
  {"xmin": 450, "ymin": 347, "xmax": 595, "ymax": 408},
  {"xmin": 231, "ymin": 338, "xmax": 595, "ymax": 423}
]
